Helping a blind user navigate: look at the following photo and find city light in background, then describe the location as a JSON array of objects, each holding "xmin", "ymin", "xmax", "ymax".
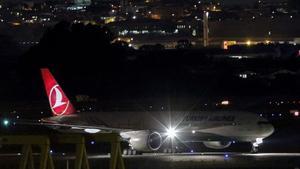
[{"xmin": 0, "ymin": 0, "xmax": 298, "ymax": 49}]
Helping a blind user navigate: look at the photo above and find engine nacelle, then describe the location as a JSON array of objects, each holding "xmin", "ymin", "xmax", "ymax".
[
  {"xmin": 203, "ymin": 141, "xmax": 232, "ymax": 149},
  {"xmin": 122, "ymin": 130, "xmax": 162, "ymax": 152}
]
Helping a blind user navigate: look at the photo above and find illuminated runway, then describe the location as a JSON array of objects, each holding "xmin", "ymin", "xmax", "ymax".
[
  {"xmin": 1, "ymin": 152, "xmax": 300, "ymax": 169},
  {"xmin": 76, "ymin": 152, "xmax": 300, "ymax": 169},
  {"xmin": 2, "ymin": 152, "xmax": 300, "ymax": 158},
  {"xmin": 84, "ymin": 152, "xmax": 300, "ymax": 158}
]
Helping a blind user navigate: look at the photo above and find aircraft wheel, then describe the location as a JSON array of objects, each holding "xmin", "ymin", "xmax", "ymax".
[
  {"xmin": 251, "ymin": 146, "xmax": 258, "ymax": 153},
  {"xmin": 123, "ymin": 149, "xmax": 128, "ymax": 155}
]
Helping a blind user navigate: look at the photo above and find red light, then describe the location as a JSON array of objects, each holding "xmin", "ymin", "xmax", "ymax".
[{"xmin": 294, "ymin": 111, "xmax": 299, "ymax": 117}]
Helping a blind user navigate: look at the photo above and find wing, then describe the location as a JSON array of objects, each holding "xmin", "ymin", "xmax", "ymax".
[{"xmin": 14, "ymin": 119, "xmax": 131, "ymax": 133}]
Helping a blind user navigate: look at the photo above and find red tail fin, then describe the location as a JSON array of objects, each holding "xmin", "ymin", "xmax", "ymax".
[{"xmin": 41, "ymin": 68, "xmax": 76, "ymax": 116}]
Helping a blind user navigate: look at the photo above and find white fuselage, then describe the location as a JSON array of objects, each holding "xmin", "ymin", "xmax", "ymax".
[{"xmin": 45, "ymin": 110, "xmax": 274, "ymax": 143}]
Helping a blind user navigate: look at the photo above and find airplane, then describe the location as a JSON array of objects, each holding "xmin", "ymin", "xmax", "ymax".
[{"xmin": 35, "ymin": 68, "xmax": 274, "ymax": 154}]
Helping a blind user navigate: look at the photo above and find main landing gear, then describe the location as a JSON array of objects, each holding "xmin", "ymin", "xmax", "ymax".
[
  {"xmin": 251, "ymin": 138, "xmax": 263, "ymax": 153},
  {"xmin": 123, "ymin": 149, "xmax": 137, "ymax": 155}
]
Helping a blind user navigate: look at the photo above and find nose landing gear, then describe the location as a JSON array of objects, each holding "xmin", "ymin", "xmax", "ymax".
[
  {"xmin": 251, "ymin": 138, "xmax": 263, "ymax": 153},
  {"xmin": 251, "ymin": 144, "xmax": 259, "ymax": 153}
]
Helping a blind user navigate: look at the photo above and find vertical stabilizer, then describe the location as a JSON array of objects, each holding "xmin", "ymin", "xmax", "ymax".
[{"xmin": 41, "ymin": 68, "xmax": 75, "ymax": 116}]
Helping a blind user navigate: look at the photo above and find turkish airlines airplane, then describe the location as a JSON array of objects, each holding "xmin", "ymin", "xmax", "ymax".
[{"xmin": 39, "ymin": 68, "xmax": 274, "ymax": 153}]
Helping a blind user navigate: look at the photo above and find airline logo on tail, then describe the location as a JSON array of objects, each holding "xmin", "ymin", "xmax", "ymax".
[
  {"xmin": 41, "ymin": 68, "xmax": 75, "ymax": 116},
  {"xmin": 50, "ymin": 85, "xmax": 66, "ymax": 108},
  {"xmin": 49, "ymin": 84, "xmax": 69, "ymax": 115}
]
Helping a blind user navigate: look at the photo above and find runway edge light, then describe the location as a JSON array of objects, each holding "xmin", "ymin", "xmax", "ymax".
[{"xmin": 2, "ymin": 119, "xmax": 10, "ymax": 127}]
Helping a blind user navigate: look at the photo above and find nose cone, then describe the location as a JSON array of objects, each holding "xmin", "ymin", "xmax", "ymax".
[{"xmin": 263, "ymin": 124, "xmax": 275, "ymax": 138}]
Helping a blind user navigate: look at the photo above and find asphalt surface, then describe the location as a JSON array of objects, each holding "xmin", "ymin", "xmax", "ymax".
[{"xmin": 1, "ymin": 152, "xmax": 300, "ymax": 169}]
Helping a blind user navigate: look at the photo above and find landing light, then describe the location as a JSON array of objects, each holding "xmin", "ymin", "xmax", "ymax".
[
  {"xmin": 256, "ymin": 138, "xmax": 263, "ymax": 144},
  {"xmin": 253, "ymin": 138, "xmax": 263, "ymax": 147},
  {"xmin": 166, "ymin": 128, "xmax": 177, "ymax": 138}
]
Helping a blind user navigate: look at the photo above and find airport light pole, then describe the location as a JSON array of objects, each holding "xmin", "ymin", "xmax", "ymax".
[{"xmin": 203, "ymin": 11, "xmax": 209, "ymax": 47}]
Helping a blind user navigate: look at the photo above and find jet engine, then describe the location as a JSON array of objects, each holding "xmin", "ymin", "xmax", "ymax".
[
  {"xmin": 203, "ymin": 141, "xmax": 232, "ymax": 149},
  {"xmin": 123, "ymin": 130, "xmax": 162, "ymax": 152}
]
